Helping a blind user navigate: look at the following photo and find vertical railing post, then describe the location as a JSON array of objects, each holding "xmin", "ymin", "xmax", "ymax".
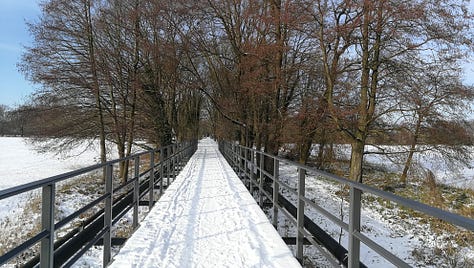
[
  {"xmin": 239, "ymin": 146, "xmax": 243, "ymax": 176},
  {"xmin": 103, "ymin": 164, "xmax": 113, "ymax": 267},
  {"xmin": 167, "ymin": 146, "xmax": 171, "ymax": 187},
  {"xmin": 259, "ymin": 152, "xmax": 264, "ymax": 206},
  {"xmin": 133, "ymin": 157, "xmax": 140, "ymax": 229},
  {"xmin": 348, "ymin": 186, "xmax": 362, "ymax": 268},
  {"xmin": 296, "ymin": 168, "xmax": 305, "ymax": 263},
  {"xmin": 173, "ymin": 144, "xmax": 177, "ymax": 180},
  {"xmin": 234, "ymin": 144, "xmax": 238, "ymax": 169},
  {"xmin": 272, "ymin": 159, "xmax": 279, "ymax": 228},
  {"xmin": 159, "ymin": 148, "xmax": 164, "ymax": 196},
  {"xmin": 244, "ymin": 147, "xmax": 249, "ymax": 178},
  {"xmin": 40, "ymin": 183, "xmax": 55, "ymax": 268},
  {"xmin": 178, "ymin": 144, "xmax": 182, "ymax": 171},
  {"xmin": 149, "ymin": 151, "xmax": 155, "ymax": 210},
  {"xmin": 171, "ymin": 145, "xmax": 175, "ymax": 181},
  {"xmin": 249, "ymin": 150, "xmax": 254, "ymax": 193}
]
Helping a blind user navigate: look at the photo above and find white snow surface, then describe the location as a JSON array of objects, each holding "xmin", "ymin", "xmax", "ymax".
[
  {"xmin": 110, "ymin": 138, "xmax": 301, "ymax": 268},
  {"xmin": 0, "ymin": 137, "xmax": 114, "ymax": 220},
  {"xmin": 0, "ymin": 137, "xmax": 105, "ymax": 190}
]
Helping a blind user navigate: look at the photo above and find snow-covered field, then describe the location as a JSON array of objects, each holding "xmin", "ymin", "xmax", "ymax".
[
  {"xmin": 363, "ymin": 145, "xmax": 474, "ymax": 190},
  {"xmin": 0, "ymin": 137, "xmax": 109, "ymax": 190},
  {"xmin": 0, "ymin": 137, "xmax": 117, "ymax": 220},
  {"xmin": 302, "ymin": 144, "xmax": 474, "ymax": 190}
]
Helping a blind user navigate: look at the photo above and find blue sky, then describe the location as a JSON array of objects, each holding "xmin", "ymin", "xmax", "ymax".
[
  {"xmin": 0, "ymin": 0, "xmax": 40, "ymax": 107},
  {"xmin": 1, "ymin": 1, "xmax": 474, "ymax": 107}
]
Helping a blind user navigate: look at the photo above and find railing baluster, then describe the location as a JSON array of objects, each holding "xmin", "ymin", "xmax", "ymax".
[
  {"xmin": 159, "ymin": 148, "xmax": 164, "ymax": 196},
  {"xmin": 244, "ymin": 147, "xmax": 249, "ymax": 179},
  {"xmin": 234, "ymin": 144, "xmax": 238, "ymax": 169},
  {"xmin": 40, "ymin": 183, "xmax": 55, "ymax": 268},
  {"xmin": 171, "ymin": 145, "xmax": 175, "ymax": 180},
  {"xmin": 259, "ymin": 152, "xmax": 264, "ymax": 206},
  {"xmin": 149, "ymin": 151, "xmax": 155, "ymax": 210},
  {"xmin": 103, "ymin": 164, "xmax": 113, "ymax": 267},
  {"xmin": 349, "ymin": 186, "xmax": 362, "ymax": 268},
  {"xmin": 166, "ymin": 146, "xmax": 171, "ymax": 187},
  {"xmin": 174, "ymin": 144, "xmax": 178, "ymax": 179},
  {"xmin": 272, "ymin": 159, "xmax": 279, "ymax": 228},
  {"xmin": 239, "ymin": 147, "xmax": 243, "ymax": 176},
  {"xmin": 296, "ymin": 168, "xmax": 305, "ymax": 263},
  {"xmin": 133, "ymin": 156, "xmax": 140, "ymax": 229},
  {"xmin": 250, "ymin": 149, "xmax": 254, "ymax": 193}
]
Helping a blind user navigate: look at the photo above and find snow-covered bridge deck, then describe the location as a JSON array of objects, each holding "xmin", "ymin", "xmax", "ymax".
[{"xmin": 110, "ymin": 138, "xmax": 300, "ymax": 268}]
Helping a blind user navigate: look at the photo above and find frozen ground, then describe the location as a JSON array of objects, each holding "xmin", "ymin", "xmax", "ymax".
[
  {"xmin": 0, "ymin": 137, "xmax": 117, "ymax": 220},
  {"xmin": 303, "ymin": 144, "xmax": 474, "ymax": 190},
  {"xmin": 0, "ymin": 137, "xmax": 111, "ymax": 190},
  {"xmin": 273, "ymin": 163, "xmax": 474, "ymax": 267},
  {"xmin": 110, "ymin": 138, "xmax": 300, "ymax": 268}
]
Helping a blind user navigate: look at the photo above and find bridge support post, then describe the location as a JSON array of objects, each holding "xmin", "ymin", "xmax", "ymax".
[
  {"xmin": 272, "ymin": 159, "xmax": 279, "ymax": 228},
  {"xmin": 296, "ymin": 168, "xmax": 305, "ymax": 263},
  {"xmin": 167, "ymin": 146, "xmax": 171, "ymax": 186},
  {"xmin": 234, "ymin": 144, "xmax": 238, "ymax": 169},
  {"xmin": 259, "ymin": 152, "xmax": 264, "ymax": 206},
  {"xmin": 159, "ymin": 148, "xmax": 164, "ymax": 196},
  {"xmin": 244, "ymin": 147, "xmax": 249, "ymax": 181},
  {"xmin": 103, "ymin": 164, "xmax": 113, "ymax": 267},
  {"xmin": 133, "ymin": 157, "xmax": 140, "ymax": 229},
  {"xmin": 239, "ymin": 147, "xmax": 243, "ymax": 176},
  {"xmin": 149, "ymin": 151, "xmax": 155, "ymax": 210},
  {"xmin": 40, "ymin": 183, "xmax": 55, "ymax": 268},
  {"xmin": 249, "ymin": 149, "xmax": 254, "ymax": 193},
  {"xmin": 171, "ymin": 144, "xmax": 176, "ymax": 180},
  {"xmin": 349, "ymin": 186, "xmax": 361, "ymax": 268}
]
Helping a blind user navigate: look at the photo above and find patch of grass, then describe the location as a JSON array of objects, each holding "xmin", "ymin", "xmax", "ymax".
[{"xmin": 0, "ymin": 192, "xmax": 42, "ymax": 264}]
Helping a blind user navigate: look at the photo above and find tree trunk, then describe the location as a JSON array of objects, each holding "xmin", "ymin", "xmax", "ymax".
[
  {"xmin": 299, "ymin": 135, "xmax": 314, "ymax": 165},
  {"xmin": 85, "ymin": 0, "xmax": 107, "ymax": 174},
  {"xmin": 349, "ymin": 140, "xmax": 365, "ymax": 183},
  {"xmin": 401, "ymin": 114, "xmax": 422, "ymax": 185}
]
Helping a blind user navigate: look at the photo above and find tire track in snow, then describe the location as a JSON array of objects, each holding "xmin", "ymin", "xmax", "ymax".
[
  {"xmin": 177, "ymin": 148, "xmax": 206, "ymax": 267},
  {"xmin": 214, "ymin": 146, "xmax": 274, "ymax": 266}
]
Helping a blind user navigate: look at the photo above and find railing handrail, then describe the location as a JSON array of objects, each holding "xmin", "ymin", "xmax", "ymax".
[
  {"xmin": 0, "ymin": 143, "xmax": 180, "ymax": 200},
  {"xmin": 232, "ymin": 142, "xmax": 474, "ymax": 231},
  {"xmin": 0, "ymin": 140, "xmax": 198, "ymax": 267},
  {"xmin": 219, "ymin": 140, "xmax": 474, "ymax": 268}
]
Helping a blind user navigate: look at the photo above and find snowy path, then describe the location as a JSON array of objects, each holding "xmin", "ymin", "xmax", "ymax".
[{"xmin": 110, "ymin": 138, "xmax": 300, "ymax": 268}]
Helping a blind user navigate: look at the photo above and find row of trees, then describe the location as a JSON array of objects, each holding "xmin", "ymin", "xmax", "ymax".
[
  {"xmin": 19, "ymin": 0, "xmax": 205, "ymax": 181},
  {"xmin": 19, "ymin": 0, "xmax": 474, "ymax": 184},
  {"xmin": 198, "ymin": 0, "xmax": 474, "ymax": 183}
]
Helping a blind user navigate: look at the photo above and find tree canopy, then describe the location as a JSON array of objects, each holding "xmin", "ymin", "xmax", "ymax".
[{"xmin": 18, "ymin": 0, "xmax": 474, "ymax": 183}]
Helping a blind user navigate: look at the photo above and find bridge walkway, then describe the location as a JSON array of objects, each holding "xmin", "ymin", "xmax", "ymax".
[{"xmin": 110, "ymin": 138, "xmax": 300, "ymax": 268}]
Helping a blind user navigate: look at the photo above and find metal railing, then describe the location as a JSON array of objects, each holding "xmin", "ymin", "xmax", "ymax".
[
  {"xmin": 219, "ymin": 141, "xmax": 474, "ymax": 268},
  {"xmin": 0, "ymin": 141, "xmax": 197, "ymax": 267}
]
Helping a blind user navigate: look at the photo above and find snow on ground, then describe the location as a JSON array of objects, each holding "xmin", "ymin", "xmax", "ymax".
[
  {"xmin": 363, "ymin": 145, "xmax": 474, "ymax": 190},
  {"xmin": 1, "ymin": 138, "xmax": 472, "ymax": 267},
  {"xmin": 110, "ymin": 138, "xmax": 300, "ymax": 268},
  {"xmin": 271, "ymin": 163, "xmax": 474, "ymax": 267},
  {"xmin": 0, "ymin": 137, "xmax": 116, "ymax": 219},
  {"xmin": 0, "ymin": 137, "xmax": 107, "ymax": 189},
  {"xmin": 305, "ymin": 144, "xmax": 474, "ymax": 190}
]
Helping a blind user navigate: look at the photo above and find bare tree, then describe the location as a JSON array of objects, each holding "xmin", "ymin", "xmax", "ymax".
[
  {"xmin": 313, "ymin": 0, "xmax": 473, "ymax": 182},
  {"xmin": 19, "ymin": 0, "xmax": 108, "ymax": 165},
  {"xmin": 397, "ymin": 61, "xmax": 474, "ymax": 185}
]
